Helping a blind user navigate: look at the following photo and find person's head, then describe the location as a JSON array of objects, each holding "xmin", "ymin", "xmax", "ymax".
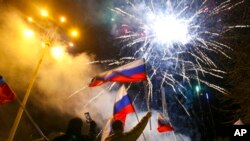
[
  {"xmin": 111, "ymin": 120, "xmax": 124, "ymax": 132},
  {"xmin": 66, "ymin": 117, "xmax": 83, "ymax": 135}
]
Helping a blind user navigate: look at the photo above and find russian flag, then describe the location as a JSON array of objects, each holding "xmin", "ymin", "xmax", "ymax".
[
  {"xmin": 0, "ymin": 75, "xmax": 16, "ymax": 105},
  {"xmin": 89, "ymin": 59, "xmax": 146, "ymax": 87},
  {"xmin": 157, "ymin": 113, "xmax": 174, "ymax": 133},
  {"xmin": 113, "ymin": 85, "xmax": 135, "ymax": 123}
]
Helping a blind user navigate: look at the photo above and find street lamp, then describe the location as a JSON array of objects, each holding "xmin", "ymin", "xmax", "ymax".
[
  {"xmin": 50, "ymin": 45, "xmax": 65, "ymax": 60},
  {"xmin": 27, "ymin": 17, "xmax": 33, "ymax": 22},
  {"xmin": 68, "ymin": 42, "xmax": 74, "ymax": 47},
  {"xmin": 41, "ymin": 9, "xmax": 48, "ymax": 17},
  {"xmin": 23, "ymin": 29, "xmax": 34, "ymax": 38},
  {"xmin": 7, "ymin": 8, "xmax": 79, "ymax": 141},
  {"xmin": 7, "ymin": 42, "xmax": 48, "ymax": 141},
  {"xmin": 60, "ymin": 16, "xmax": 66, "ymax": 23},
  {"xmin": 70, "ymin": 28, "xmax": 79, "ymax": 38}
]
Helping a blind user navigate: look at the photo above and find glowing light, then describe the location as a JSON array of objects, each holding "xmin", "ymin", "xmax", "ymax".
[
  {"xmin": 50, "ymin": 46, "xmax": 64, "ymax": 59},
  {"xmin": 150, "ymin": 15, "xmax": 189, "ymax": 44},
  {"xmin": 23, "ymin": 29, "xmax": 34, "ymax": 38},
  {"xmin": 107, "ymin": 0, "xmax": 249, "ymax": 97},
  {"xmin": 195, "ymin": 85, "xmax": 201, "ymax": 93},
  {"xmin": 41, "ymin": 42, "xmax": 46, "ymax": 47},
  {"xmin": 104, "ymin": 2, "xmax": 249, "ymax": 140},
  {"xmin": 206, "ymin": 93, "xmax": 209, "ymax": 99},
  {"xmin": 70, "ymin": 29, "xmax": 79, "ymax": 38},
  {"xmin": 68, "ymin": 42, "xmax": 74, "ymax": 47},
  {"xmin": 27, "ymin": 17, "xmax": 33, "ymax": 22},
  {"xmin": 41, "ymin": 9, "xmax": 48, "ymax": 17},
  {"xmin": 60, "ymin": 16, "xmax": 66, "ymax": 23}
]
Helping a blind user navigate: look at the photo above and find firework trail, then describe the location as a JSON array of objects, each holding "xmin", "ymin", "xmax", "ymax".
[
  {"xmin": 110, "ymin": 0, "xmax": 249, "ymax": 95},
  {"xmin": 88, "ymin": 0, "xmax": 250, "ymax": 140},
  {"xmin": 81, "ymin": 0, "xmax": 249, "ymax": 140}
]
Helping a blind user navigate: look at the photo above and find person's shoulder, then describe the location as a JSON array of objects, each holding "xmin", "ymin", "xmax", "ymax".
[
  {"xmin": 124, "ymin": 131, "xmax": 133, "ymax": 136},
  {"xmin": 105, "ymin": 133, "xmax": 125, "ymax": 141}
]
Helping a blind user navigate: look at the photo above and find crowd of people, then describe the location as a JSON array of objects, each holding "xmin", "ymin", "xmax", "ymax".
[{"xmin": 52, "ymin": 112, "xmax": 151, "ymax": 141}]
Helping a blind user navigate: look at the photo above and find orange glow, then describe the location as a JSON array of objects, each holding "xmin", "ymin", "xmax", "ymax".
[
  {"xmin": 60, "ymin": 16, "xmax": 66, "ymax": 23},
  {"xmin": 50, "ymin": 46, "xmax": 64, "ymax": 59},
  {"xmin": 68, "ymin": 42, "xmax": 74, "ymax": 47},
  {"xmin": 70, "ymin": 29, "xmax": 79, "ymax": 38},
  {"xmin": 41, "ymin": 9, "xmax": 48, "ymax": 17},
  {"xmin": 27, "ymin": 17, "xmax": 33, "ymax": 22},
  {"xmin": 23, "ymin": 29, "xmax": 34, "ymax": 38}
]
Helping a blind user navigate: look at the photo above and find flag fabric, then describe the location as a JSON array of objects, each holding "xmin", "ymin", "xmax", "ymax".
[
  {"xmin": 101, "ymin": 118, "xmax": 112, "ymax": 141},
  {"xmin": 0, "ymin": 75, "xmax": 16, "ymax": 105},
  {"xmin": 113, "ymin": 85, "xmax": 135, "ymax": 123},
  {"xmin": 101, "ymin": 85, "xmax": 135, "ymax": 141},
  {"xmin": 157, "ymin": 113, "xmax": 174, "ymax": 133},
  {"xmin": 89, "ymin": 59, "xmax": 146, "ymax": 87}
]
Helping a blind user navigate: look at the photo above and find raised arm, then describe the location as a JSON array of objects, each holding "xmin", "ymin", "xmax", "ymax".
[{"xmin": 126, "ymin": 112, "xmax": 151, "ymax": 140}]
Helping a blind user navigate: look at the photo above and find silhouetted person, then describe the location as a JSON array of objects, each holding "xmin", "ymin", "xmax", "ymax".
[
  {"xmin": 105, "ymin": 112, "xmax": 151, "ymax": 141},
  {"xmin": 53, "ymin": 117, "xmax": 97, "ymax": 141}
]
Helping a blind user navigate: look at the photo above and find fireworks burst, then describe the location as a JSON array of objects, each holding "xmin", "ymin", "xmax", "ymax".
[
  {"xmin": 109, "ymin": 0, "xmax": 249, "ymax": 95},
  {"xmin": 99, "ymin": 1, "xmax": 250, "ymax": 139}
]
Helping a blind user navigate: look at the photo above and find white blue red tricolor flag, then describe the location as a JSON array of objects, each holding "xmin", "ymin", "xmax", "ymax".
[
  {"xmin": 101, "ymin": 85, "xmax": 135, "ymax": 141},
  {"xmin": 89, "ymin": 59, "xmax": 146, "ymax": 87},
  {"xmin": 113, "ymin": 85, "xmax": 135, "ymax": 123},
  {"xmin": 0, "ymin": 75, "xmax": 16, "ymax": 105},
  {"xmin": 157, "ymin": 113, "xmax": 174, "ymax": 133}
]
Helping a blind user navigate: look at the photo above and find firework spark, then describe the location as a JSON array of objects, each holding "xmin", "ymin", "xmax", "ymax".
[
  {"xmin": 104, "ymin": 1, "xmax": 249, "ymax": 139},
  {"xmin": 109, "ymin": 0, "xmax": 249, "ymax": 95},
  {"xmin": 83, "ymin": 1, "xmax": 248, "ymax": 140}
]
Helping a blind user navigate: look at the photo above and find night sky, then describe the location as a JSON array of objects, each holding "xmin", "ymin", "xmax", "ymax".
[{"xmin": 0, "ymin": 0, "xmax": 250, "ymax": 141}]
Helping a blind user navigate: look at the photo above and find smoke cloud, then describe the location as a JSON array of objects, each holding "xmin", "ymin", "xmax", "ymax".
[
  {"xmin": 0, "ymin": 4, "xmax": 191, "ymax": 141},
  {"xmin": 0, "ymin": 6, "xmax": 114, "ymax": 139}
]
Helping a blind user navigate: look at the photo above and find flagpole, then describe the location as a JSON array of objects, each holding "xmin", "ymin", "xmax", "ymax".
[
  {"xmin": 133, "ymin": 111, "xmax": 147, "ymax": 141},
  {"xmin": 7, "ymin": 45, "xmax": 48, "ymax": 141},
  {"xmin": 161, "ymin": 87, "xmax": 167, "ymax": 115},
  {"xmin": 14, "ymin": 94, "xmax": 48, "ymax": 140},
  {"xmin": 144, "ymin": 79, "xmax": 152, "ymax": 130},
  {"xmin": 143, "ymin": 58, "xmax": 152, "ymax": 130},
  {"xmin": 127, "ymin": 89, "xmax": 146, "ymax": 141},
  {"xmin": 161, "ymin": 87, "xmax": 167, "ymax": 140},
  {"xmin": 161, "ymin": 87, "xmax": 176, "ymax": 140}
]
